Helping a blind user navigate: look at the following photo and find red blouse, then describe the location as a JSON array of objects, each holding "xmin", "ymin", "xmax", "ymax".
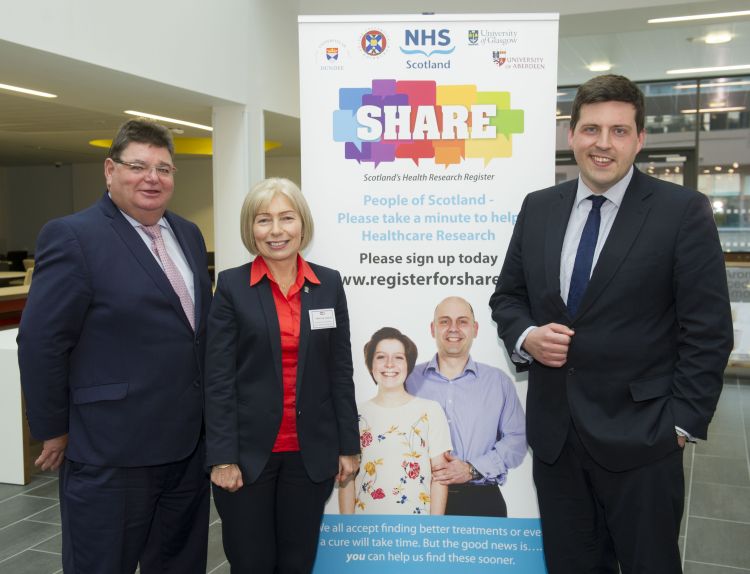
[{"xmin": 250, "ymin": 255, "xmax": 320, "ymax": 452}]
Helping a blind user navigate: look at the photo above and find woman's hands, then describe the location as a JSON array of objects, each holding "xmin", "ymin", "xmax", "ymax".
[
  {"xmin": 211, "ymin": 464, "xmax": 244, "ymax": 492},
  {"xmin": 335, "ymin": 455, "xmax": 360, "ymax": 484}
]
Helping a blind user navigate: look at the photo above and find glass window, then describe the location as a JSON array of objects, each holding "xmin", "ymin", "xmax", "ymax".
[{"xmin": 696, "ymin": 77, "xmax": 750, "ymax": 251}]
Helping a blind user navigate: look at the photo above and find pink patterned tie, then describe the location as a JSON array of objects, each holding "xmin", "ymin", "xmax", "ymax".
[{"xmin": 141, "ymin": 224, "xmax": 195, "ymax": 330}]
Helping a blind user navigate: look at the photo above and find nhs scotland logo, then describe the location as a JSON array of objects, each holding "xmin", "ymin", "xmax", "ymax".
[{"xmin": 400, "ymin": 28, "xmax": 455, "ymax": 57}]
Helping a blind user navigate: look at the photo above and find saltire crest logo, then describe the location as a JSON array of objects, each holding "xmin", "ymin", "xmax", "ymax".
[
  {"xmin": 493, "ymin": 50, "xmax": 507, "ymax": 67},
  {"xmin": 361, "ymin": 30, "xmax": 387, "ymax": 56},
  {"xmin": 332, "ymin": 79, "xmax": 525, "ymax": 167},
  {"xmin": 326, "ymin": 47, "xmax": 339, "ymax": 60},
  {"xmin": 468, "ymin": 30, "xmax": 479, "ymax": 45}
]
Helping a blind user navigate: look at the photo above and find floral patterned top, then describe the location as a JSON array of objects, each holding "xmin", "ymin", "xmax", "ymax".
[{"xmin": 354, "ymin": 396, "xmax": 452, "ymax": 514}]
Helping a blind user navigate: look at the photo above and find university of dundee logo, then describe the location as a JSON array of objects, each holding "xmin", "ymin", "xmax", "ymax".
[
  {"xmin": 361, "ymin": 30, "xmax": 387, "ymax": 56},
  {"xmin": 326, "ymin": 47, "xmax": 339, "ymax": 60},
  {"xmin": 493, "ymin": 50, "xmax": 507, "ymax": 67}
]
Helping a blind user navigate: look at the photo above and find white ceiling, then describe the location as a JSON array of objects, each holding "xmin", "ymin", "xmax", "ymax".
[{"xmin": 0, "ymin": 0, "xmax": 748, "ymax": 166}]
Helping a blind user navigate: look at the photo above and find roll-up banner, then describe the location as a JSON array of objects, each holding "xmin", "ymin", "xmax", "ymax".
[{"xmin": 298, "ymin": 14, "xmax": 558, "ymax": 573}]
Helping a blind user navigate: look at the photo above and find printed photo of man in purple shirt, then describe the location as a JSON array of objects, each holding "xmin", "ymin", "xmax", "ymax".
[{"xmin": 406, "ymin": 296, "xmax": 527, "ymax": 517}]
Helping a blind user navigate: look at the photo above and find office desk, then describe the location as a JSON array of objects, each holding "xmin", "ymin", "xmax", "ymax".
[
  {"xmin": 0, "ymin": 285, "xmax": 30, "ymax": 328},
  {"xmin": 0, "ymin": 328, "xmax": 29, "ymax": 484},
  {"xmin": 0, "ymin": 271, "xmax": 25, "ymax": 287}
]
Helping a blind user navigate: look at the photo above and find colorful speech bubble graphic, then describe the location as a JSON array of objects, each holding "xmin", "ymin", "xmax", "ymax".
[{"xmin": 334, "ymin": 79, "xmax": 525, "ymax": 167}]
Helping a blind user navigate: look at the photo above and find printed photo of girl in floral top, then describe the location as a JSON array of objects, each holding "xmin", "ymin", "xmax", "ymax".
[{"xmin": 338, "ymin": 327, "xmax": 452, "ymax": 515}]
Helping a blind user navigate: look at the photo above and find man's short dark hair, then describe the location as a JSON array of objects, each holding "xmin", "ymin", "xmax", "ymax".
[
  {"xmin": 570, "ymin": 74, "xmax": 645, "ymax": 133},
  {"xmin": 363, "ymin": 327, "xmax": 419, "ymax": 383},
  {"xmin": 108, "ymin": 119, "xmax": 175, "ymax": 160}
]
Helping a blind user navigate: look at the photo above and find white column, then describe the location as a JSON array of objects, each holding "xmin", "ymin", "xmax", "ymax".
[{"xmin": 211, "ymin": 104, "xmax": 265, "ymax": 274}]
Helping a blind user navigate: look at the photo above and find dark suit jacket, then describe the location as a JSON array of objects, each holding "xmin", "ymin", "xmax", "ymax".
[
  {"xmin": 204, "ymin": 261, "xmax": 360, "ymax": 483},
  {"xmin": 18, "ymin": 193, "xmax": 212, "ymax": 467},
  {"xmin": 490, "ymin": 169, "xmax": 732, "ymax": 472}
]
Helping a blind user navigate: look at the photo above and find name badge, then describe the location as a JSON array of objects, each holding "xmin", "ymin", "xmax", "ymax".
[{"xmin": 310, "ymin": 308, "xmax": 336, "ymax": 330}]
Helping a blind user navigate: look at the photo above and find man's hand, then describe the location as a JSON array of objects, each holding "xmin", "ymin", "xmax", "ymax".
[
  {"xmin": 211, "ymin": 464, "xmax": 244, "ymax": 493},
  {"xmin": 35, "ymin": 434, "xmax": 68, "ymax": 471},
  {"xmin": 677, "ymin": 435, "xmax": 686, "ymax": 449},
  {"xmin": 523, "ymin": 323, "xmax": 575, "ymax": 367},
  {"xmin": 336, "ymin": 455, "xmax": 360, "ymax": 484},
  {"xmin": 432, "ymin": 452, "xmax": 473, "ymax": 485}
]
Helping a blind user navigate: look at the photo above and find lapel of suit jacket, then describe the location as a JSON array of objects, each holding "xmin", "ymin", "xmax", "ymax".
[
  {"xmin": 100, "ymin": 194, "xmax": 192, "ymax": 330},
  {"xmin": 255, "ymin": 276, "xmax": 284, "ymax": 387},
  {"xmin": 296, "ymin": 278, "xmax": 315, "ymax": 399},
  {"xmin": 573, "ymin": 169, "xmax": 653, "ymax": 319},
  {"xmin": 165, "ymin": 212, "xmax": 201, "ymax": 330},
  {"xmin": 545, "ymin": 180, "xmax": 577, "ymax": 317}
]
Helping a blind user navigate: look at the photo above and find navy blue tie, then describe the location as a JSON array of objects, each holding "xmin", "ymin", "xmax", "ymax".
[{"xmin": 567, "ymin": 195, "xmax": 606, "ymax": 316}]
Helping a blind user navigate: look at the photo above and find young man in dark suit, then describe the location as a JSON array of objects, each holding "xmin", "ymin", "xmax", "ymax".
[
  {"xmin": 18, "ymin": 119, "xmax": 212, "ymax": 573},
  {"xmin": 490, "ymin": 75, "xmax": 732, "ymax": 573}
]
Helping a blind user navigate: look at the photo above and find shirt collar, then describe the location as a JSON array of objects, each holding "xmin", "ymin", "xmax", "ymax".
[
  {"xmin": 423, "ymin": 353, "xmax": 478, "ymax": 378},
  {"xmin": 110, "ymin": 192, "xmax": 170, "ymax": 232},
  {"xmin": 250, "ymin": 253, "xmax": 320, "ymax": 287},
  {"xmin": 575, "ymin": 165, "xmax": 633, "ymax": 209}
]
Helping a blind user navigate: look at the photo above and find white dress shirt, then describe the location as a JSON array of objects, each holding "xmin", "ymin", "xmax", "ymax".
[
  {"xmin": 515, "ymin": 166, "xmax": 634, "ymax": 359},
  {"xmin": 118, "ymin": 208, "xmax": 195, "ymax": 304}
]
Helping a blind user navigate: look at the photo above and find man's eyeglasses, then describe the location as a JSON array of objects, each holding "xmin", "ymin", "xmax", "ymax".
[{"xmin": 112, "ymin": 158, "xmax": 177, "ymax": 178}]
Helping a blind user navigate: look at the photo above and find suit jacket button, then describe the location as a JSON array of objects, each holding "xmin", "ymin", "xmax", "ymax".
[
  {"xmin": 193, "ymin": 380, "xmax": 200, "ymax": 388},
  {"xmin": 297, "ymin": 410, "xmax": 302, "ymax": 417},
  {"xmin": 568, "ymin": 368, "xmax": 575, "ymax": 375}
]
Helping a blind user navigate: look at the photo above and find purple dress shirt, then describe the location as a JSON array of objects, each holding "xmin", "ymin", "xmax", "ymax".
[{"xmin": 405, "ymin": 354, "xmax": 527, "ymax": 485}]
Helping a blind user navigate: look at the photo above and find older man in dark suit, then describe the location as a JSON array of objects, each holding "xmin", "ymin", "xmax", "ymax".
[
  {"xmin": 490, "ymin": 75, "xmax": 732, "ymax": 573},
  {"xmin": 18, "ymin": 119, "xmax": 212, "ymax": 573}
]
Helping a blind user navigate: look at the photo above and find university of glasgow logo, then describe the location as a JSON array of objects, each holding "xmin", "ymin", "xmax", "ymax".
[
  {"xmin": 326, "ymin": 47, "xmax": 339, "ymax": 60},
  {"xmin": 361, "ymin": 30, "xmax": 387, "ymax": 56},
  {"xmin": 493, "ymin": 50, "xmax": 507, "ymax": 67},
  {"xmin": 468, "ymin": 30, "xmax": 478, "ymax": 45}
]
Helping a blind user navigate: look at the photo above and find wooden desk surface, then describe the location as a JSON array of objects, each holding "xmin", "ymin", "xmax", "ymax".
[
  {"xmin": 0, "ymin": 272, "xmax": 26, "ymax": 280},
  {"xmin": 0, "ymin": 285, "xmax": 30, "ymax": 301}
]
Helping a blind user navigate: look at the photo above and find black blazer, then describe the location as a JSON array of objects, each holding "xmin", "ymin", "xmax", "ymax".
[
  {"xmin": 204, "ymin": 261, "xmax": 359, "ymax": 483},
  {"xmin": 490, "ymin": 169, "xmax": 732, "ymax": 472},
  {"xmin": 18, "ymin": 193, "xmax": 212, "ymax": 467}
]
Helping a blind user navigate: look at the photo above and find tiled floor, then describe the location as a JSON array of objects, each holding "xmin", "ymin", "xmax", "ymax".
[
  {"xmin": 1, "ymin": 378, "xmax": 748, "ymax": 573},
  {"xmin": 0, "ymin": 473, "xmax": 228, "ymax": 574}
]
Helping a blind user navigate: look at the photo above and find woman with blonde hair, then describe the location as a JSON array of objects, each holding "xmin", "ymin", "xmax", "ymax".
[{"xmin": 205, "ymin": 177, "xmax": 359, "ymax": 573}]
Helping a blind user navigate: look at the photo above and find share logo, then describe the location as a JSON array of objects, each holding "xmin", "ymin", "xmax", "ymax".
[{"xmin": 332, "ymin": 79, "xmax": 525, "ymax": 167}]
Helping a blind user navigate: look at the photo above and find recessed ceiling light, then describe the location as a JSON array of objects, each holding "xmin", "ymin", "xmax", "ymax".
[
  {"xmin": 674, "ymin": 80, "xmax": 750, "ymax": 90},
  {"xmin": 556, "ymin": 115, "xmax": 571, "ymax": 121},
  {"xmin": 648, "ymin": 10, "xmax": 750, "ymax": 24},
  {"xmin": 733, "ymin": 162, "xmax": 740, "ymax": 168},
  {"xmin": 667, "ymin": 64, "xmax": 750, "ymax": 75},
  {"xmin": 704, "ymin": 32, "xmax": 733, "ymax": 44},
  {"xmin": 681, "ymin": 106, "xmax": 746, "ymax": 113},
  {"xmin": 0, "ymin": 82, "xmax": 57, "ymax": 98},
  {"xmin": 729, "ymin": 168, "xmax": 735, "ymax": 174},
  {"xmin": 715, "ymin": 166, "xmax": 722, "ymax": 171},
  {"xmin": 124, "ymin": 110, "xmax": 213, "ymax": 132},
  {"xmin": 704, "ymin": 169, "xmax": 710, "ymax": 174},
  {"xmin": 588, "ymin": 62, "xmax": 612, "ymax": 72},
  {"xmin": 709, "ymin": 100, "xmax": 727, "ymax": 108}
]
